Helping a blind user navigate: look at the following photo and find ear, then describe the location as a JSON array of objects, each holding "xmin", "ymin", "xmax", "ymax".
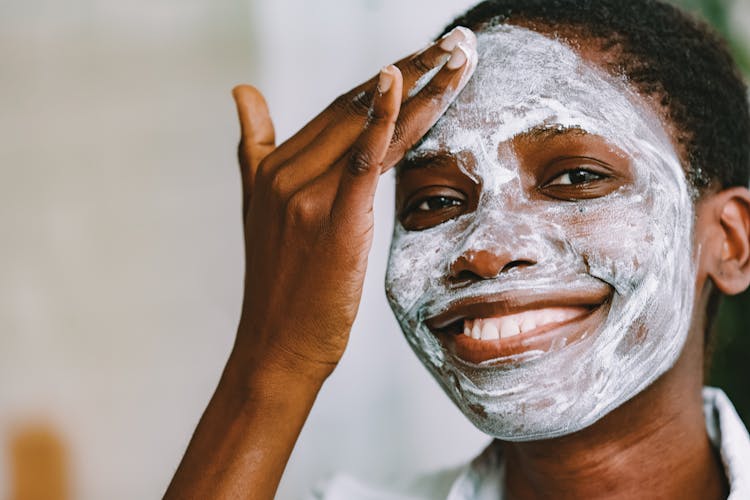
[{"xmin": 695, "ymin": 186, "xmax": 750, "ymax": 295}]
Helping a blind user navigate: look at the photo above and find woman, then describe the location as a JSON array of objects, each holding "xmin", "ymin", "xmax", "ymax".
[{"xmin": 166, "ymin": 0, "xmax": 750, "ymax": 498}]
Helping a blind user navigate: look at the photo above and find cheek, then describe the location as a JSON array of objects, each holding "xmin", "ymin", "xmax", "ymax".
[
  {"xmin": 552, "ymin": 190, "xmax": 681, "ymax": 292},
  {"xmin": 386, "ymin": 223, "xmax": 461, "ymax": 318}
]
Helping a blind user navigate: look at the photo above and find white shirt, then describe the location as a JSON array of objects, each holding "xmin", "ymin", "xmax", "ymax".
[{"xmin": 310, "ymin": 387, "xmax": 750, "ymax": 499}]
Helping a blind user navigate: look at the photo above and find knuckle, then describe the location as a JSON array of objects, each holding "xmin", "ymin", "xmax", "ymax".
[
  {"xmin": 409, "ymin": 54, "xmax": 433, "ymax": 76},
  {"xmin": 331, "ymin": 94, "xmax": 350, "ymax": 113},
  {"xmin": 286, "ymin": 191, "xmax": 320, "ymax": 225},
  {"xmin": 269, "ymin": 168, "xmax": 290, "ymax": 197},
  {"xmin": 391, "ymin": 120, "xmax": 409, "ymax": 148},
  {"xmin": 347, "ymin": 148, "xmax": 375, "ymax": 176},
  {"xmin": 368, "ymin": 105, "xmax": 387, "ymax": 123},
  {"xmin": 419, "ymin": 80, "xmax": 445, "ymax": 100},
  {"xmin": 334, "ymin": 90, "xmax": 373, "ymax": 118},
  {"xmin": 368, "ymin": 104, "xmax": 397, "ymax": 126}
]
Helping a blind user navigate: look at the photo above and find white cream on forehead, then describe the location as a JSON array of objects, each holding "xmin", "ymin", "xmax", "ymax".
[{"xmin": 386, "ymin": 25, "xmax": 696, "ymax": 440}]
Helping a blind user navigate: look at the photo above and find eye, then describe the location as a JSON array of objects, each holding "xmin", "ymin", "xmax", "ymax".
[
  {"xmin": 415, "ymin": 196, "xmax": 463, "ymax": 212},
  {"xmin": 399, "ymin": 188, "xmax": 468, "ymax": 231},
  {"xmin": 538, "ymin": 160, "xmax": 620, "ymax": 202},
  {"xmin": 546, "ymin": 168, "xmax": 606, "ymax": 186}
]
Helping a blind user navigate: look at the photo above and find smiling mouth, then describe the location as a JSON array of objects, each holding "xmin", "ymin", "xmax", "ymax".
[
  {"xmin": 462, "ymin": 307, "xmax": 591, "ymax": 340},
  {"xmin": 425, "ymin": 286, "xmax": 612, "ymax": 365}
]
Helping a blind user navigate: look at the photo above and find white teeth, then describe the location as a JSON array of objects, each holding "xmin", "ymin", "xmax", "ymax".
[
  {"xmin": 520, "ymin": 318, "xmax": 537, "ymax": 334},
  {"xmin": 539, "ymin": 310, "xmax": 553, "ymax": 325},
  {"xmin": 459, "ymin": 307, "xmax": 588, "ymax": 342},
  {"xmin": 481, "ymin": 321, "xmax": 500, "ymax": 340},
  {"xmin": 471, "ymin": 321, "xmax": 481, "ymax": 339},
  {"xmin": 499, "ymin": 318, "xmax": 520, "ymax": 338}
]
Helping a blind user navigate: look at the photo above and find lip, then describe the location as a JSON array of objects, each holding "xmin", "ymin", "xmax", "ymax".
[{"xmin": 425, "ymin": 285, "xmax": 612, "ymax": 365}]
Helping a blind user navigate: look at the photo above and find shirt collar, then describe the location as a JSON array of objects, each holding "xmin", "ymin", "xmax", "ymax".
[
  {"xmin": 448, "ymin": 387, "xmax": 750, "ymax": 499},
  {"xmin": 703, "ymin": 387, "xmax": 750, "ymax": 499}
]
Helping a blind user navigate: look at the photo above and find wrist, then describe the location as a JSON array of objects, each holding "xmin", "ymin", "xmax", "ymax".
[
  {"xmin": 233, "ymin": 316, "xmax": 339, "ymax": 386},
  {"xmin": 222, "ymin": 341, "xmax": 330, "ymax": 407}
]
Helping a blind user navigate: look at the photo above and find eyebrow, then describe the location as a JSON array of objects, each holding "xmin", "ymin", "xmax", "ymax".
[
  {"xmin": 398, "ymin": 125, "xmax": 591, "ymax": 174},
  {"xmin": 516, "ymin": 124, "xmax": 590, "ymax": 142},
  {"xmin": 396, "ymin": 151, "xmax": 456, "ymax": 175}
]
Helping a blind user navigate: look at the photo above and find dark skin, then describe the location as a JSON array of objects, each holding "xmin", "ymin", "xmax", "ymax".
[{"xmin": 165, "ymin": 26, "xmax": 750, "ymax": 500}]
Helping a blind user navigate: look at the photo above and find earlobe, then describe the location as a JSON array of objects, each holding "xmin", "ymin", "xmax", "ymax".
[{"xmin": 701, "ymin": 187, "xmax": 750, "ymax": 295}]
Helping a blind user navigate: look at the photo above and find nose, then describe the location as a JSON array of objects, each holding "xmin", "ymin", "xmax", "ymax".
[{"xmin": 449, "ymin": 249, "xmax": 537, "ymax": 285}]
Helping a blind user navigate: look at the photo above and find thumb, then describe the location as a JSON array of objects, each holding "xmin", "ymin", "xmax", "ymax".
[{"xmin": 232, "ymin": 84, "xmax": 276, "ymax": 215}]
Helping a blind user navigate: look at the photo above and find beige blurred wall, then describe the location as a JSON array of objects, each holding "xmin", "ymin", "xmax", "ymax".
[
  {"xmin": 0, "ymin": 1, "xmax": 257, "ymax": 498},
  {"xmin": 0, "ymin": 1, "xmax": 488, "ymax": 499}
]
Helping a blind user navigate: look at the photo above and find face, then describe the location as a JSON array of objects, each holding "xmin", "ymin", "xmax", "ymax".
[{"xmin": 385, "ymin": 26, "xmax": 697, "ymax": 441}]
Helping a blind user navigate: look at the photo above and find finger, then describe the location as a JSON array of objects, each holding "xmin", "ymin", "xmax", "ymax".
[
  {"xmin": 345, "ymin": 27, "xmax": 476, "ymax": 104},
  {"xmin": 395, "ymin": 26, "xmax": 476, "ymax": 101},
  {"xmin": 382, "ymin": 41, "xmax": 478, "ymax": 170},
  {"xmin": 331, "ymin": 65, "xmax": 403, "ymax": 222},
  {"xmin": 264, "ymin": 29, "xmax": 478, "ymax": 198},
  {"xmin": 259, "ymin": 27, "xmax": 476, "ymax": 179},
  {"xmin": 233, "ymin": 85, "xmax": 276, "ymax": 212},
  {"xmin": 263, "ymin": 94, "xmax": 377, "ymax": 199}
]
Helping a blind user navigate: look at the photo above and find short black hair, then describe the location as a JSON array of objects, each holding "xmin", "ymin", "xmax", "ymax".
[{"xmin": 443, "ymin": 0, "xmax": 750, "ymax": 193}]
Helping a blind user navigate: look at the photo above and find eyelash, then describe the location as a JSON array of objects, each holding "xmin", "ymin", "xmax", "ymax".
[
  {"xmin": 414, "ymin": 196, "xmax": 463, "ymax": 212},
  {"xmin": 545, "ymin": 167, "xmax": 607, "ymax": 187}
]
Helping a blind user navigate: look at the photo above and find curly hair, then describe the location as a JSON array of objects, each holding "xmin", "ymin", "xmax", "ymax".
[{"xmin": 443, "ymin": 0, "xmax": 750, "ymax": 193}]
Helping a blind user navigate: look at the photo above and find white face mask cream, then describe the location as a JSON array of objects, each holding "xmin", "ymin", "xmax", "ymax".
[{"xmin": 385, "ymin": 26, "xmax": 696, "ymax": 441}]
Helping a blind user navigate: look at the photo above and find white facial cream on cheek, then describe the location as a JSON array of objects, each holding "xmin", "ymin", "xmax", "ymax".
[{"xmin": 385, "ymin": 26, "xmax": 696, "ymax": 441}]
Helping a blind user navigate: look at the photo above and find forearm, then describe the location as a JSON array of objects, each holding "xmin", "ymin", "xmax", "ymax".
[{"xmin": 164, "ymin": 344, "xmax": 325, "ymax": 500}]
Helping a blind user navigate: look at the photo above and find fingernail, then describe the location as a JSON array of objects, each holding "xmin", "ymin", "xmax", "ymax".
[
  {"xmin": 446, "ymin": 43, "xmax": 469, "ymax": 70},
  {"xmin": 378, "ymin": 66, "xmax": 394, "ymax": 93},
  {"xmin": 440, "ymin": 26, "xmax": 475, "ymax": 52}
]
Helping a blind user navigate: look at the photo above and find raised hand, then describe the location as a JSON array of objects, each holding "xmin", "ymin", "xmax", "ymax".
[
  {"xmin": 232, "ymin": 26, "xmax": 478, "ymax": 382},
  {"xmin": 165, "ymin": 27, "xmax": 477, "ymax": 500}
]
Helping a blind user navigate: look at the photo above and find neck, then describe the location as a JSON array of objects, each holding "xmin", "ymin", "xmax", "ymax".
[{"xmin": 502, "ymin": 328, "xmax": 727, "ymax": 500}]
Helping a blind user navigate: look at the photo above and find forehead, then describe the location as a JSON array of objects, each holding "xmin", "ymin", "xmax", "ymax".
[{"xmin": 413, "ymin": 25, "xmax": 675, "ymax": 162}]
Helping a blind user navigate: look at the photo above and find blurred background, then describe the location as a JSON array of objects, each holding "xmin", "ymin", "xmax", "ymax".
[{"xmin": 0, "ymin": 0, "xmax": 747, "ymax": 498}]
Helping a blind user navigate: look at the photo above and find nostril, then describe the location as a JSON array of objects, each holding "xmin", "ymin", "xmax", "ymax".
[
  {"xmin": 454, "ymin": 269, "xmax": 484, "ymax": 284},
  {"xmin": 449, "ymin": 251, "xmax": 538, "ymax": 286},
  {"xmin": 500, "ymin": 259, "xmax": 536, "ymax": 274}
]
